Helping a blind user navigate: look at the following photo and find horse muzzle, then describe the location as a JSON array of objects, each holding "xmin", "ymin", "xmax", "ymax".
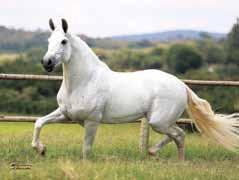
[
  {"xmin": 42, "ymin": 57, "xmax": 56, "ymax": 72},
  {"xmin": 44, "ymin": 65, "xmax": 54, "ymax": 72}
]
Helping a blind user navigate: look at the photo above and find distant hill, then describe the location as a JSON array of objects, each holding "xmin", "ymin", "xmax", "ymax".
[
  {"xmin": 0, "ymin": 26, "xmax": 227, "ymax": 52},
  {"xmin": 111, "ymin": 30, "xmax": 226, "ymax": 42},
  {"xmin": 0, "ymin": 26, "xmax": 127, "ymax": 52},
  {"xmin": 0, "ymin": 25, "xmax": 49, "ymax": 52}
]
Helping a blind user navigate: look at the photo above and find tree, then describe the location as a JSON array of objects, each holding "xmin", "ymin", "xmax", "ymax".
[
  {"xmin": 166, "ymin": 44, "xmax": 203, "ymax": 74},
  {"xmin": 128, "ymin": 39, "xmax": 153, "ymax": 48},
  {"xmin": 225, "ymin": 18, "xmax": 239, "ymax": 65},
  {"xmin": 197, "ymin": 39, "xmax": 226, "ymax": 65},
  {"xmin": 199, "ymin": 32, "xmax": 212, "ymax": 40}
]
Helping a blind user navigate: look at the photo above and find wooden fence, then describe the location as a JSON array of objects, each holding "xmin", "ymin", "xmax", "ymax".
[
  {"xmin": 1, "ymin": 73, "xmax": 239, "ymax": 86},
  {"xmin": 1, "ymin": 73, "xmax": 239, "ymax": 152}
]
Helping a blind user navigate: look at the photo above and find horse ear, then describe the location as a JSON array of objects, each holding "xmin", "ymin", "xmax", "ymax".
[
  {"xmin": 49, "ymin": 18, "xmax": 55, "ymax": 31},
  {"xmin": 61, "ymin": 18, "xmax": 68, "ymax": 33}
]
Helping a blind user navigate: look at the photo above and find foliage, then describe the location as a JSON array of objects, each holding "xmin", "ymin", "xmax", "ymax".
[
  {"xmin": 216, "ymin": 65, "xmax": 239, "ymax": 80},
  {"xmin": 197, "ymin": 39, "xmax": 226, "ymax": 65},
  {"xmin": 106, "ymin": 48, "xmax": 164, "ymax": 71},
  {"xmin": 165, "ymin": 44, "xmax": 203, "ymax": 74},
  {"xmin": 81, "ymin": 35, "xmax": 128, "ymax": 49},
  {"xmin": 225, "ymin": 19, "xmax": 239, "ymax": 65},
  {"xmin": 0, "ymin": 26, "xmax": 48, "ymax": 52},
  {"xmin": 128, "ymin": 39, "xmax": 154, "ymax": 48},
  {"xmin": 0, "ymin": 48, "xmax": 60, "ymax": 115}
]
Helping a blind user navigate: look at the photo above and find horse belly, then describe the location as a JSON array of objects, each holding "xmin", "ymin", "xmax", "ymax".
[
  {"xmin": 102, "ymin": 113, "xmax": 144, "ymax": 124},
  {"xmin": 103, "ymin": 90, "xmax": 151, "ymax": 123}
]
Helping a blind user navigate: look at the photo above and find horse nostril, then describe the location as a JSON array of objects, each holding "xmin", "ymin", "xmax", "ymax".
[{"xmin": 47, "ymin": 59, "xmax": 52, "ymax": 66}]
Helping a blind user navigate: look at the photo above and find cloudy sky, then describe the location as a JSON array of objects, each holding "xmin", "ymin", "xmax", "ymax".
[{"xmin": 0, "ymin": 0, "xmax": 238, "ymax": 37}]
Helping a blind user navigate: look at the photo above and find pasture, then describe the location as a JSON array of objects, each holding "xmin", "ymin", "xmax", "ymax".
[
  {"xmin": 0, "ymin": 122, "xmax": 239, "ymax": 179},
  {"xmin": 0, "ymin": 53, "xmax": 20, "ymax": 64}
]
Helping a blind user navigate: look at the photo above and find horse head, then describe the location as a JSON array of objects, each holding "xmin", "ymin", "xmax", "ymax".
[{"xmin": 42, "ymin": 18, "xmax": 72, "ymax": 72}]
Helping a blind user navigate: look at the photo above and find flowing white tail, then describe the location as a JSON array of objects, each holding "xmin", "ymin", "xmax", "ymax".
[{"xmin": 186, "ymin": 87, "xmax": 239, "ymax": 150}]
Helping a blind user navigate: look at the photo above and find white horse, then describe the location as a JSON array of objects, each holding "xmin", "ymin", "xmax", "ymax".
[{"xmin": 32, "ymin": 19, "xmax": 239, "ymax": 160}]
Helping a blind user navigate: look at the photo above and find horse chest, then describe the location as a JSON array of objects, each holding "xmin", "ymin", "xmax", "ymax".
[{"xmin": 57, "ymin": 88, "xmax": 103, "ymax": 121}]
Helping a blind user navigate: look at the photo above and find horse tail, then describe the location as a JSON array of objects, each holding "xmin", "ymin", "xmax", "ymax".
[{"xmin": 186, "ymin": 86, "xmax": 239, "ymax": 150}]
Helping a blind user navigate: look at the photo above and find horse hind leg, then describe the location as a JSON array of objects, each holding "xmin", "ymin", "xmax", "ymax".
[
  {"xmin": 148, "ymin": 102, "xmax": 186, "ymax": 160},
  {"xmin": 148, "ymin": 135, "xmax": 172, "ymax": 155},
  {"xmin": 150, "ymin": 124, "xmax": 185, "ymax": 160},
  {"xmin": 167, "ymin": 125, "xmax": 185, "ymax": 161}
]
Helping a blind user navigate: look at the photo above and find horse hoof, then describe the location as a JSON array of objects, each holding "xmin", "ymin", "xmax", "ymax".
[
  {"xmin": 178, "ymin": 157, "xmax": 185, "ymax": 161},
  {"xmin": 148, "ymin": 148, "xmax": 157, "ymax": 156},
  {"xmin": 39, "ymin": 146, "xmax": 46, "ymax": 156},
  {"xmin": 32, "ymin": 143, "xmax": 46, "ymax": 156},
  {"xmin": 178, "ymin": 154, "xmax": 185, "ymax": 161}
]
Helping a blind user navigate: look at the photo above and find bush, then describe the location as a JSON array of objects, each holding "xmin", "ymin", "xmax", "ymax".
[{"xmin": 166, "ymin": 44, "xmax": 203, "ymax": 74}]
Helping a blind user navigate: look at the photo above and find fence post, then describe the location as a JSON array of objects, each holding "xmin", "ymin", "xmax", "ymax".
[{"xmin": 139, "ymin": 118, "xmax": 149, "ymax": 153}]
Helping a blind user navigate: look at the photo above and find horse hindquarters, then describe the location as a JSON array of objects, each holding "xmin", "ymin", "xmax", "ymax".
[{"xmin": 147, "ymin": 91, "xmax": 187, "ymax": 160}]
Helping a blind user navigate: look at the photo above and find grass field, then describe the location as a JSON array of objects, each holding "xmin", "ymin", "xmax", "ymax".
[
  {"xmin": 0, "ymin": 122, "xmax": 239, "ymax": 180},
  {"xmin": 0, "ymin": 53, "xmax": 20, "ymax": 64}
]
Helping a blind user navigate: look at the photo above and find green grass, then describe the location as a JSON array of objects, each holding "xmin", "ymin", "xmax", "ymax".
[{"xmin": 0, "ymin": 122, "xmax": 239, "ymax": 179}]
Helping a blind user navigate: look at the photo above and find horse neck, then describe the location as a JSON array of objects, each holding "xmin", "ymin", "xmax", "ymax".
[{"xmin": 62, "ymin": 34, "xmax": 108, "ymax": 92}]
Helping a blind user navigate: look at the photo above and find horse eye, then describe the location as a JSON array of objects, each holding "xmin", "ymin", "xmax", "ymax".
[{"xmin": 61, "ymin": 39, "xmax": 67, "ymax": 45}]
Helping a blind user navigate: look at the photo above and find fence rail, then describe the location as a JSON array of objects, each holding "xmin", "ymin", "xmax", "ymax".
[
  {"xmin": 1, "ymin": 73, "xmax": 239, "ymax": 86},
  {"xmin": 0, "ymin": 115, "xmax": 193, "ymax": 124},
  {"xmin": 0, "ymin": 73, "xmax": 62, "ymax": 81}
]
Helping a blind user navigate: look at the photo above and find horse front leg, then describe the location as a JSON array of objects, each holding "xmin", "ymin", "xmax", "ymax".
[
  {"xmin": 83, "ymin": 120, "xmax": 99, "ymax": 159},
  {"xmin": 31, "ymin": 108, "xmax": 66, "ymax": 155}
]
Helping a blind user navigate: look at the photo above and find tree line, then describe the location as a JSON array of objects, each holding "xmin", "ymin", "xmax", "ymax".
[{"xmin": 0, "ymin": 20, "xmax": 239, "ymax": 115}]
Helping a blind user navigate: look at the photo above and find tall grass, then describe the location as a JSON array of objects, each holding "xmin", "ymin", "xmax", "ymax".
[{"xmin": 0, "ymin": 122, "xmax": 239, "ymax": 179}]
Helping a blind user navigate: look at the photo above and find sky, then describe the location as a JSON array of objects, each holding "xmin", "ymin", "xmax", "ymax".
[{"xmin": 0, "ymin": 0, "xmax": 238, "ymax": 37}]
